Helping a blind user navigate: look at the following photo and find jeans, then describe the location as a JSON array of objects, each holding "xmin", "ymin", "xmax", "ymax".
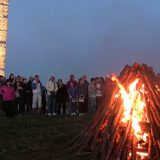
[
  {"xmin": 70, "ymin": 102, "xmax": 76, "ymax": 113},
  {"xmin": 88, "ymin": 96, "xmax": 96, "ymax": 114},
  {"xmin": 47, "ymin": 95, "xmax": 56, "ymax": 114}
]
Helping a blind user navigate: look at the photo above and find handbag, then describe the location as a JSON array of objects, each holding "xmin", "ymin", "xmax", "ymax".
[{"xmin": 79, "ymin": 96, "xmax": 85, "ymax": 102}]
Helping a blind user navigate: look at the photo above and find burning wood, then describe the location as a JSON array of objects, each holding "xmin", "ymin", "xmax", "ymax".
[{"xmin": 71, "ymin": 63, "xmax": 160, "ymax": 160}]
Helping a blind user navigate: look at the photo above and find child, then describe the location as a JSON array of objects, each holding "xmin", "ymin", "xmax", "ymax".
[{"xmin": 67, "ymin": 82, "xmax": 77, "ymax": 116}]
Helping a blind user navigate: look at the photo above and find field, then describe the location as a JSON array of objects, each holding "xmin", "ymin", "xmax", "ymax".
[{"xmin": 0, "ymin": 115, "xmax": 91, "ymax": 160}]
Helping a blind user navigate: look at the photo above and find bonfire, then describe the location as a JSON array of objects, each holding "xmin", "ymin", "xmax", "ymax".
[{"xmin": 71, "ymin": 63, "xmax": 160, "ymax": 160}]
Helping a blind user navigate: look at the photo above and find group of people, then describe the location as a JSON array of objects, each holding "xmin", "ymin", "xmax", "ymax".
[{"xmin": 0, "ymin": 73, "xmax": 112, "ymax": 117}]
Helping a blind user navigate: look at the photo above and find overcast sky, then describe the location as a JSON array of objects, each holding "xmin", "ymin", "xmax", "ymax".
[{"xmin": 6, "ymin": 0, "xmax": 160, "ymax": 83}]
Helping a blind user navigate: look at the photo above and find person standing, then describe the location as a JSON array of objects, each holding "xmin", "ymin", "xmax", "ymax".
[
  {"xmin": 41, "ymin": 86, "xmax": 47, "ymax": 114},
  {"xmin": 88, "ymin": 78, "xmax": 97, "ymax": 114},
  {"xmin": 67, "ymin": 82, "xmax": 77, "ymax": 116},
  {"xmin": 25, "ymin": 76, "xmax": 34, "ymax": 113},
  {"xmin": 56, "ymin": 79, "xmax": 68, "ymax": 115},
  {"xmin": 77, "ymin": 78, "xmax": 88, "ymax": 115},
  {"xmin": 46, "ymin": 76, "xmax": 58, "ymax": 116},
  {"xmin": 19, "ymin": 77, "xmax": 27, "ymax": 116},
  {"xmin": 82, "ymin": 75, "xmax": 89, "ymax": 86},
  {"xmin": 32, "ymin": 75, "xmax": 43, "ymax": 113},
  {"xmin": 95, "ymin": 77, "xmax": 104, "ymax": 110},
  {"xmin": 14, "ymin": 81, "xmax": 21, "ymax": 115},
  {"xmin": 8, "ymin": 73, "xmax": 15, "ymax": 87},
  {"xmin": 82, "ymin": 75, "xmax": 89, "ymax": 112},
  {"xmin": 66, "ymin": 74, "xmax": 78, "ymax": 88},
  {"xmin": 0, "ymin": 80, "xmax": 15, "ymax": 117}
]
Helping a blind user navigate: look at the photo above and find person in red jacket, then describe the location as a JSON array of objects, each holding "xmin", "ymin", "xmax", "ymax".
[{"xmin": 0, "ymin": 79, "xmax": 15, "ymax": 117}]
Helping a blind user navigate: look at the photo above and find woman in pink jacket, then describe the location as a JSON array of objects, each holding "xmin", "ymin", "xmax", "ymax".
[{"xmin": 0, "ymin": 79, "xmax": 15, "ymax": 117}]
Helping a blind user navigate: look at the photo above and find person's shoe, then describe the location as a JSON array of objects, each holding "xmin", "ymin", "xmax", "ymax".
[
  {"xmin": 52, "ymin": 113, "xmax": 56, "ymax": 116},
  {"xmin": 48, "ymin": 113, "xmax": 51, "ymax": 116}
]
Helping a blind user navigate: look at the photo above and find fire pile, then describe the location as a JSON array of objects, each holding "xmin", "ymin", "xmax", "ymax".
[{"xmin": 71, "ymin": 63, "xmax": 160, "ymax": 160}]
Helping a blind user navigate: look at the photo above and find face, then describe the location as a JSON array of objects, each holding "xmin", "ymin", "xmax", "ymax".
[
  {"xmin": 29, "ymin": 76, "xmax": 34, "ymax": 82},
  {"xmin": 83, "ymin": 75, "xmax": 87, "ymax": 81},
  {"xmin": 10, "ymin": 74, "xmax": 14, "ymax": 80},
  {"xmin": 50, "ymin": 76, "xmax": 55, "ymax": 82},
  {"xmin": 6, "ymin": 81, "xmax": 11, "ymax": 87},
  {"xmin": 23, "ymin": 79, "xmax": 27, "ymax": 84},
  {"xmin": 58, "ymin": 80, "xmax": 63, "ymax": 85},
  {"xmin": 80, "ymin": 79, "xmax": 84, "ymax": 84},
  {"xmin": 35, "ymin": 76, "xmax": 39, "ymax": 82},
  {"xmin": 20, "ymin": 77, "xmax": 24, "ymax": 82},
  {"xmin": 70, "ymin": 75, "xmax": 74, "ymax": 81},
  {"xmin": 96, "ymin": 78, "xmax": 100, "ymax": 83},
  {"xmin": 91, "ymin": 79, "xmax": 95, "ymax": 85}
]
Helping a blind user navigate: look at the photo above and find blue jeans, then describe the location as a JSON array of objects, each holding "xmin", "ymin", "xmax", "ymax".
[
  {"xmin": 88, "ymin": 97, "xmax": 96, "ymax": 114},
  {"xmin": 47, "ymin": 95, "xmax": 56, "ymax": 114},
  {"xmin": 70, "ymin": 102, "xmax": 76, "ymax": 113}
]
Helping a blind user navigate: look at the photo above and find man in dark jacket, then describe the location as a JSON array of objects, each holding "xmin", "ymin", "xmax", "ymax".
[
  {"xmin": 56, "ymin": 79, "xmax": 68, "ymax": 115},
  {"xmin": 26, "ymin": 76, "xmax": 34, "ymax": 113}
]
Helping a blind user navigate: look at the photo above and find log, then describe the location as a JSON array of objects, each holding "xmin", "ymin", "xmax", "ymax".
[{"xmin": 71, "ymin": 63, "xmax": 160, "ymax": 160}]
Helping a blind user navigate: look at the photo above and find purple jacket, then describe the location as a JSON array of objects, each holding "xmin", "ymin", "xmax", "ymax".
[{"xmin": 0, "ymin": 85, "xmax": 15, "ymax": 101}]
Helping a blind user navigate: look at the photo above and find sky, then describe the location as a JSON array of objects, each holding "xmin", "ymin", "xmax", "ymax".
[{"xmin": 6, "ymin": 0, "xmax": 160, "ymax": 83}]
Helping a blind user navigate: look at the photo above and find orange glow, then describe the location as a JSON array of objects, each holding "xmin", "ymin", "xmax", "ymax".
[{"xmin": 112, "ymin": 75, "xmax": 149, "ymax": 158}]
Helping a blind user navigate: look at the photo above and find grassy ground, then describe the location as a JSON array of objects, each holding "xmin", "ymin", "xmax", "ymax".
[{"xmin": 0, "ymin": 115, "xmax": 90, "ymax": 160}]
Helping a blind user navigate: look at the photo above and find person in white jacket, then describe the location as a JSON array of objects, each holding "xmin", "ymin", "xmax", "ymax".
[{"xmin": 46, "ymin": 76, "xmax": 58, "ymax": 115}]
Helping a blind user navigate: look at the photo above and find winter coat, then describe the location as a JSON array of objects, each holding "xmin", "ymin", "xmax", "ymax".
[
  {"xmin": 46, "ymin": 80, "xmax": 58, "ymax": 96},
  {"xmin": 67, "ymin": 87, "xmax": 77, "ymax": 99},
  {"xmin": 0, "ymin": 85, "xmax": 15, "ymax": 101},
  {"xmin": 77, "ymin": 83, "xmax": 88, "ymax": 98},
  {"xmin": 56, "ymin": 84, "xmax": 68, "ymax": 103}
]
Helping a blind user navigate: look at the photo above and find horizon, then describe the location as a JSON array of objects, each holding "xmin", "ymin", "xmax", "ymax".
[{"xmin": 5, "ymin": 0, "xmax": 160, "ymax": 83}]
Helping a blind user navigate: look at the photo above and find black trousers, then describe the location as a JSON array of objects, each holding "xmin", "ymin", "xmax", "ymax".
[
  {"xmin": 4, "ymin": 101, "xmax": 15, "ymax": 117},
  {"xmin": 26, "ymin": 94, "xmax": 32, "ymax": 112},
  {"xmin": 19, "ymin": 97, "xmax": 25, "ymax": 114},
  {"xmin": 15, "ymin": 97, "xmax": 20, "ymax": 115},
  {"xmin": 79, "ymin": 102, "xmax": 87, "ymax": 113},
  {"xmin": 57, "ymin": 101, "xmax": 66, "ymax": 114}
]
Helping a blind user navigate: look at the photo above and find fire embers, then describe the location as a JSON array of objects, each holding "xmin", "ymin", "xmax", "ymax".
[{"xmin": 71, "ymin": 63, "xmax": 160, "ymax": 160}]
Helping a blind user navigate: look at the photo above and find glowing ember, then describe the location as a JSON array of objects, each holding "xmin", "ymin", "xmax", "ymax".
[
  {"xmin": 0, "ymin": 0, "xmax": 9, "ymax": 76},
  {"xmin": 112, "ymin": 75, "xmax": 149, "ymax": 159}
]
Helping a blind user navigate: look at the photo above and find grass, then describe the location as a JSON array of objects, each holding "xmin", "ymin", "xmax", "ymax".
[{"xmin": 0, "ymin": 115, "xmax": 90, "ymax": 160}]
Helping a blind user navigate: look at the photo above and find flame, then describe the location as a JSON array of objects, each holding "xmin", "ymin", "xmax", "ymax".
[{"xmin": 112, "ymin": 75, "xmax": 149, "ymax": 158}]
